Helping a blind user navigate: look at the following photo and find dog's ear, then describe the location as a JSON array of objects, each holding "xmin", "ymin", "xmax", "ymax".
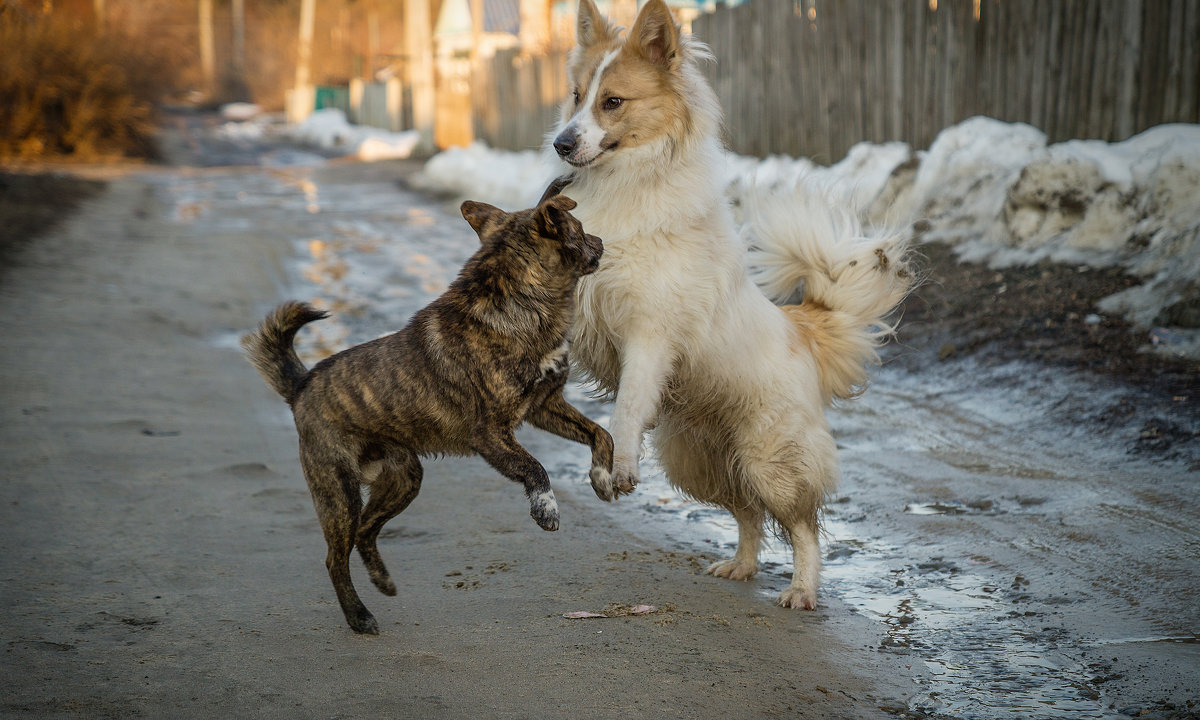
[
  {"xmin": 576, "ymin": 0, "xmax": 616, "ymax": 48},
  {"xmin": 543, "ymin": 194, "xmax": 577, "ymax": 214},
  {"xmin": 460, "ymin": 200, "xmax": 504, "ymax": 239},
  {"xmin": 628, "ymin": 0, "xmax": 680, "ymax": 69},
  {"xmin": 536, "ymin": 196, "xmax": 579, "ymax": 240}
]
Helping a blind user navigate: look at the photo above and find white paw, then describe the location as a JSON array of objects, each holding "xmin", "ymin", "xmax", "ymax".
[
  {"xmin": 529, "ymin": 490, "xmax": 559, "ymax": 531},
  {"xmin": 707, "ymin": 558, "xmax": 758, "ymax": 581},
  {"xmin": 589, "ymin": 466, "xmax": 614, "ymax": 502},
  {"xmin": 777, "ymin": 586, "xmax": 817, "ymax": 610},
  {"xmin": 610, "ymin": 460, "xmax": 639, "ymax": 498}
]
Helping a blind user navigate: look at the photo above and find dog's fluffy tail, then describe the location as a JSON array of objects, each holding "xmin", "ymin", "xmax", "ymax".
[
  {"xmin": 242, "ymin": 301, "xmax": 328, "ymax": 404},
  {"xmin": 745, "ymin": 182, "xmax": 914, "ymax": 403}
]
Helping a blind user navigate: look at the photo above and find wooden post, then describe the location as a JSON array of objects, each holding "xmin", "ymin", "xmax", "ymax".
[
  {"xmin": 386, "ymin": 76, "xmax": 404, "ymax": 132},
  {"xmin": 291, "ymin": 0, "xmax": 317, "ymax": 123},
  {"xmin": 405, "ymin": 0, "xmax": 436, "ymax": 152},
  {"xmin": 520, "ymin": 0, "xmax": 551, "ymax": 52},
  {"xmin": 368, "ymin": 3, "xmax": 380, "ymax": 79},
  {"xmin": 1114, "ymin": 0, "xmax": 1143, "ymax": 139},
  {"xmin": 232, "ymin": 0, "xmax": 245, "ymax": 84},
  {"xmin": 350, "ymin": 78, "xmax": 364, "ymax": 124},
  {"xmin": 199, "ymin": 0, "xmax": 215, "ymax": 98}
]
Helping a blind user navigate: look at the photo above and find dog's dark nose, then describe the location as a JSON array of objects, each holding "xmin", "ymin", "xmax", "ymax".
[{"xmin": 553, "ymin": 131, "xmax": 577, "ymax": 158}]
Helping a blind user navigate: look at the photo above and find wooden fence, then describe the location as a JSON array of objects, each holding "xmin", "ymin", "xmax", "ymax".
[
  {"xmin": 471, "ymin": 48, "xmax": 569, "ymax": 152},
  {"xmin": 473, "ymin": 0, "xmax": 1199, "ymax": 161}
]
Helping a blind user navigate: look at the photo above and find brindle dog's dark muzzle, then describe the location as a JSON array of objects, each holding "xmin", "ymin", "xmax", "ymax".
[{"xmin": 579, "ymin": 233, "xmax": 603, "ymax": 275}]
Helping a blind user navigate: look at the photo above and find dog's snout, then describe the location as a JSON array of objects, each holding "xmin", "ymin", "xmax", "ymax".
[
  {"xmin": 581, "ymin": 233, "xmax": 603, "ymax": 274},
  {"xmin": 553, "ymin": 130, "xmax": 577, "ymax": 158}
]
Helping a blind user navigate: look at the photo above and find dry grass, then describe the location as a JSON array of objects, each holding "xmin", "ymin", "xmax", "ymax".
[{"xmin": 0, "ymin": 10, "xmax": 182, "ymax": 161}]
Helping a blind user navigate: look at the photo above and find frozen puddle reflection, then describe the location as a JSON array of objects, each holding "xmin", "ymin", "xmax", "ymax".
[
  {"xmin": 823, "ymin": 511, "xmax": 1112, "ymax": 719},
  {"xmin": 615, "ymin": 465, "xmax": 1118, "ymax": 719}
]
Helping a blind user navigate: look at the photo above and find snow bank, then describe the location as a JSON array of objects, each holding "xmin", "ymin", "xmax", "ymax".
[
  {"xmin": 413, "ymin": 117, "xmax": 1200, "ymax": 356},
  {"xmin": 219, "ymin": 102, "xmax": 263, "ymax": 122},
  {"xmin": 410, "ymin": 142, "xmax": 555, "ymax": 210},
  {"xmin": 900, "ymin": 119, "xmax": 1200, "ymax": 357},
  {"xmin": 284, "ymin": 108, "xmax": 421, "ymax": 161}
]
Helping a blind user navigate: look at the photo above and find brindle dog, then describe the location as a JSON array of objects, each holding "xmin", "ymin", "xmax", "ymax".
[{"xmin": 243, "ymin": 195, "xmax": 613, "ymax": 634}]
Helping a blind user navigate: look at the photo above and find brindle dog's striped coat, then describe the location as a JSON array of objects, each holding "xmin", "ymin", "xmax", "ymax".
[{"xmin": 243, "ymin": 195, "xmax": 612, "ymax": 634}]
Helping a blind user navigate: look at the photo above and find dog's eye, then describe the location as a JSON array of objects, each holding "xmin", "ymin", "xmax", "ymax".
[
  {"xmin": 602, "ymin": 96, "xmax": 623, "ymax": 111},
  {"xmin": 572, "ymin": 90, "xmax": 581, "ymax": 105}
]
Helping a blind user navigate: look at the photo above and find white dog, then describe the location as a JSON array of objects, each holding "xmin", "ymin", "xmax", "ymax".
[{"xmin": 549, "ymin": 0, "xmax": 913, "ymax": 609}]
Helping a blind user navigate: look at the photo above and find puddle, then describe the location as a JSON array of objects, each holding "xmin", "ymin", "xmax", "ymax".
[{"xmin": 596, "ymin": 465, "xmax": 1118, "ymax": 720}]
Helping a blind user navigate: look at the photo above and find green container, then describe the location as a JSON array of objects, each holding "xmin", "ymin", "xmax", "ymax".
[{"xmin": 314, "ymin": 86, "xmax": 350, "ymax": 112}]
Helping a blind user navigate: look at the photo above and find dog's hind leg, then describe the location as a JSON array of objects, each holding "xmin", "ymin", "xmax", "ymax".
[
  {"xmin": 471, "ymin": 427, "xmax": 559, "ymax": 531},
  {"xmin": 528, "ymin": 392, "xmax": 614, "ymax": 503},
  {"xmin": 300, "ymin": 442, "xmax": 378, "ymax": 634},
  {"xmin": 739, "ymin": 431, "xmax": 836, "ymax": 610},
  {"xmin": 356, "ymin": 448, "xmax": 423, "ymax": 597},
  {"xmin": 708, "ymin": 505, "xmax": 766, "ymax": 581},
  {"xmin": 659, "ymin": 428, "xmax": 765, "ymax": 581}
]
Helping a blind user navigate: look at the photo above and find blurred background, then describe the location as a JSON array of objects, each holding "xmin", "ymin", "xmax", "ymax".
[{"xmin": 1, "ymin": 0, "xmax": 1196, "ymax": 162}]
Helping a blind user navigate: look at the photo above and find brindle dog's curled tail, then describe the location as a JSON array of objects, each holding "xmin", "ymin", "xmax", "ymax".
[{"xmin": 242, "ymin": 301, "xmax": 328, "ymax": 404}]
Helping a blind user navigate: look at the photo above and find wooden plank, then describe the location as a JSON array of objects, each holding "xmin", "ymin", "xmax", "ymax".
[
  {"xmin": 837, "ymin": 0, "xmax": 856, "ymax": 160},
  {"xmin": 781, "ymin": 0, "xmax": 802, "ymax": 155},
  {"xmin": 845, "ymin": 0, "xmax": 864, "ymax": 153},
  {"xmin": 953, "ymin": 0, "xmax": 978, "ymax": 126},
  {"xmin": 1041, "ymin": 0, "xmax": 1065, "ymax": 140},
  {"xmin": 1135, "ymin": 0, "xmax": 1161, "ymax": 133},
  {"xmin": 907, "ymin": 0, "xmax": 923, "ymax": 149},
  {"xmin": 1099, "ymin": 2, "xmax": 1123, "ymax": 139},
  {"xmin": 1052, "ymin": 0, "xmax": 1077, "ymax": 138},
  {"xmin": 930, "ymin": 0, "xmax": 944, "ymax": 133},
  {"xmin": 1074, "ymin": 0, "xmax": 1098, "ymax": 138},
  {"xmin": 865, "ymin": 0, "xmax": 883, "ymax": 143},
  {"xmin": 1180, "ymin": 0, "xmax": 1200, "ymax": 122},
  {"xmin": 838, "ymin": 0, "xmax": 861, "ymax": 159},
  {"xmin": 1162, "ymin": 0, "xmax": 1185, "ymax": 122},
  {"xmin": 814, "ymin": 0, "xmax": 834, "ymax": 161},
  {"xmin": 1114, "ymin": 0, "xmax": 1144, "ymax": 138},
  {"xmin": 1026, "ymin": 0, "xmax": 1047, "ymax": 132},
  {"xmin": 888, "ymin": 0, "xmax": 905, "ymax": 141},
  {"xmin": 986, "ymin": 0, "xmax": 1004, "ymax": 121}
]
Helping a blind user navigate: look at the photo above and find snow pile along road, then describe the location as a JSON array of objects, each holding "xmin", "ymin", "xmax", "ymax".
[
  {"xmin": 286, "ymin": 108, "xmax": 422, "ymax": 161},
  {"xmin": 215, "ymin": 106, "xmax": 421, "ymax": 162},
  {"xmin": 410, "ymin": 141, "xmax": 556, "ymax": 210},
  {"xmin": 412, "ymin": 116, "xmax": 1200, "ymax": 357}
]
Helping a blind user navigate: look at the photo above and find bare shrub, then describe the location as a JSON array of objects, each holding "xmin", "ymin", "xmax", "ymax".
[{"xmin": 0, "ymin": 9, "xmax": 182, "ymax": 161}]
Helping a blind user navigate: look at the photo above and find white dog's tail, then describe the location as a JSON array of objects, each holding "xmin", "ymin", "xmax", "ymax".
[{"xmin": 745, "ymin": 182, "xmax": 914, "ymax": 403}]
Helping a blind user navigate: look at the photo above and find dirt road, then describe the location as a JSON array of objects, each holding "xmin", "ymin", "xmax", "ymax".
[
  {"xmin": 1, "ymin": 115, "xmax": 1196, "ymax": 719},
  {"xmin": 0, "ymin": 123, "xmax": 914, "ymax": 719}
]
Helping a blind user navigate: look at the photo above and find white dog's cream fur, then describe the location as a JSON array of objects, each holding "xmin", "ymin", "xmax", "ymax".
[{"xmin": 551, "ymin": 0, "xmax": 913, "ymax": 609}]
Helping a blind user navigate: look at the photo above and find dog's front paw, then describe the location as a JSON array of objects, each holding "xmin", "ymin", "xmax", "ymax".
[
  {"xmin": 529, "ymin": 490, "xmax": 560, "ymax": 531},
  {"xmin": 611, "ymin": 464, "xmax": 639, "ymax": 498},
  {"xmin": 589, "ymin": 466, "xmax": 614, "ymax": 502}
]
